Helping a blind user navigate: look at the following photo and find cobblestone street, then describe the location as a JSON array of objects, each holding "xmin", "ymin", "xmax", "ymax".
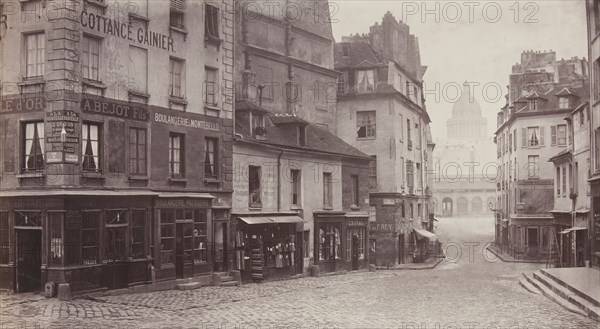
[{"xmin": 1, "ymin": 217, "xmax": 597, "ymax": 328}]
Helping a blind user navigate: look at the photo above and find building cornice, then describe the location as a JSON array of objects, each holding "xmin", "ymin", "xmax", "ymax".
[{"xmin": 494, "ymin": 109, "xmax": 572, "ymax": 135}]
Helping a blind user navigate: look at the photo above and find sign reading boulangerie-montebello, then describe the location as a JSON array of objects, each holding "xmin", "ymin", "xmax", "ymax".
[{"xmin": 81, "ymin": 97, "xmax": 149, "ymax": 121}]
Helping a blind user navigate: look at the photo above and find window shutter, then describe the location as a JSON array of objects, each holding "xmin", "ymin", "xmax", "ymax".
[
  {"xmin": 540, "ymin": 126, "xmax": 545, "ymax": 146},
  {"xmin": 521, "ymin": 128, "xmax": 526, "ymax": 147},
  {"xmin": 551, "ymin": 126, "xmax": 557, "ymax": 145}
]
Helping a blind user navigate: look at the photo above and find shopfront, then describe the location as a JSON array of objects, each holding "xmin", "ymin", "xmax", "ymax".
[
  {"xmin": 314, "ymin": 212, "xmax": 369, "ymax": 273},
  {"xmin": 233, "ymin": 215, "xmax": 304, "ymax": 283},
  {"xmin": 153, "ymin": 195, "xmax": 215, "ymax": 282},
  {"xmin": 0, "ymin": 192, "xmax": 155, "ymax": 294},
  {"xmin": 412, "ymin": 226, "xmax": 437, "ymax": 263}
]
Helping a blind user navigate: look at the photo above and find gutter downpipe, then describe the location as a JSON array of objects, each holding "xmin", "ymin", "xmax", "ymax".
[{"xmin": 277, "ymin": 150, "xmax": 284, "ymax": 212}]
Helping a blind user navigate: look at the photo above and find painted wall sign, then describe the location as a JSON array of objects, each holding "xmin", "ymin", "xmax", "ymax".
[
  {"xmin": 155, "ymin": 198, "xmax": 212, "ymax": 208},
  {"xmin": 348, "ymin": 220, "xmax": 367, "ymax": 227},
  {"xmin": 369, "ymin": 223, "xmax": 395, "ymax": 232},
  {"xmin": 82, "ymin": 97, "xmax": 149, "ymax": 121},
  {"xmin": 80, "ymin": 11, "xmax": 175, "ymax": 52},
  {"xmin": 0, "ymin": 96, "xmax": 45, "ymax": 114},
  {"xmin": 154, "ymin": 113, "xmax": 220, "ymax": 131},
  {"xmin": 46, "ymin": 110, "xmax": 80, "ymax": 154}
]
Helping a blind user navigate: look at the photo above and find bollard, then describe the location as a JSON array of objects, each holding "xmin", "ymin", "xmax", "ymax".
[
  {"xmin": 57, "ymin": 283, "xmax": 71, "ymax": 301},
  {"xmin": 230, "ymin": 270, "xmax": 242, "ymax": 285},
  {"xmin": 369, "ymin": 264, "xmax": 376, "ymax": 272},
  {"xmin": 310, "ymin": 265, "xmax": 320, "ymax": 277}
]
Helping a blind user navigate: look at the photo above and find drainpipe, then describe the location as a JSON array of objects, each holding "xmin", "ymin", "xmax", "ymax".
[{"xmin": 277, "ymin": 150, "xmax": 284, "ymax": 212}]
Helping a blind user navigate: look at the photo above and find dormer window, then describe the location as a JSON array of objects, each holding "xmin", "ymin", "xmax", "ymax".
[
  {"xmin": 559, "ymin": 97, "xmax": 569, "ymax": 109},
  {"xmin": 342, "ymin": 43, "xmax": 350, "ymax": 57},
  {"xmin": 251, "ymin": 112, "xmax": 266, "ymax": 138},
  {"xmin": 529, "ymin": 100, "xmax": 537, "ymax": 111},
  {"xmin": 357, "ymin": 70, "xmax": 374, "ymax": 93},
  {"xmin": 297, "ymin": 125, "xmax": 306, "ymax": 146}
]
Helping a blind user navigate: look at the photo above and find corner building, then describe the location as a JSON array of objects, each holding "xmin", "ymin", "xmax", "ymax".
[{"xmin": 0, "ymin": 0, "xmax": 234, "ymax": 293}]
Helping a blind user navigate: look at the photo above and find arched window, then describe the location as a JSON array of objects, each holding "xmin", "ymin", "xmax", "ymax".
[
  {"xmin": 442, "ymin": 198, "xmax": 453, "ymax": 216},
  {"xmin": 457, "ymin": 197, "xmax": 468, "ymax": 215},
  {"xmin": 472, "ymin": 197, "xmax": 483, "ymax": 214}
]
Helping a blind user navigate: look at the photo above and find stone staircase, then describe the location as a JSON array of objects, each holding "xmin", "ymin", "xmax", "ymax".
[
  {"xmin": 520, "ymin": 269, "xmax": 599, "ymax": 321},
  {"xmin": 213, "ymin": 272, "xmax": 240, "ymax": 287}
]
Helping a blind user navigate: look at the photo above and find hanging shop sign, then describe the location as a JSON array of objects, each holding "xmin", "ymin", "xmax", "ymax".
[{"xmin": 80, "ymin": 11, "xmax": 175, "ymax": 52}]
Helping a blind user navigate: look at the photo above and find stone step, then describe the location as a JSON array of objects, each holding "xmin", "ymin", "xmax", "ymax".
[
  {"xmin": 540, "ymin": 268, "xmax": 600, "ymax": 308},
  {"xmin": 531, "ymin": 271, "xmax": 599, "ymax": 320},
  {"xmin": 524, "ymin": 271, "xmax": 587, "ymax": 317},
  {"xmin": 221, "ymin": 281, "xmax": 239, "ymax": 287},
  {"xmin": 220, "ymin": 275, "xmax": 234, "ymax": 282},
  {"xmin": 176, "ymin": 282, "xmax": 203, "ymax": 291},
  {"xmin": 518, "ymin": 273, "xmax": 539, "ymax": 294}
]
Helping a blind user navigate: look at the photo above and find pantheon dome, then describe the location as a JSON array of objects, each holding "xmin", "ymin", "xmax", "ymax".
[{"xmin": 447, "ymin": 82, "xmax": 487, "ymax": 139}]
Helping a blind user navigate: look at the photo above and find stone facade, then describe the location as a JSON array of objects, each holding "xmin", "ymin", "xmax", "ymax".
[{"xmin": 0, "ymin": 0, "xmax": 234, "ymax": 293}]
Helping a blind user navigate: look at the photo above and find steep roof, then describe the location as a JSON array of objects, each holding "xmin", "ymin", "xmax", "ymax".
[
  {"xmin": 235, "ymin": 112, "xmax": 370, "ymax": 159},
  {"xmin": 514, "ymin": 80, "xmax": 588, "ymax": 114},
  {"xmin": 334, "ymin": 42, "xmax": 382, "ymax": 68}
]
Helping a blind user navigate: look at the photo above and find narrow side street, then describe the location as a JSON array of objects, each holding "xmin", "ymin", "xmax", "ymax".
[{"xmin": 1, "ymin": 216, "xmax": 596, "ymax": 328}]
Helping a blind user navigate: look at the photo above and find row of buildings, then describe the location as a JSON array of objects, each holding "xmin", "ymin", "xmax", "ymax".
[
  {"xmin": 0, "ymin": 1, "xmax": 436, "ymax": 293},
  {"xmin": 493, "ymin": 1, "xmax": 600, "ymax": 269}
]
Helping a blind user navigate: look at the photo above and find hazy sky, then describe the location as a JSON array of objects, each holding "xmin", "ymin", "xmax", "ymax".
[{"xmin": 329, "ymin": 0, "xmax": 587, "ymax": 140}]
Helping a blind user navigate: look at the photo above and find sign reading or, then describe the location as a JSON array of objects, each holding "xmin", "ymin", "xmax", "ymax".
[{"xmin": 1, "ymin": 96, "xmax": 45, "ymax": 114}]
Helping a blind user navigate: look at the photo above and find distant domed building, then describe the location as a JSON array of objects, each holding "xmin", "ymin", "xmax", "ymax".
[{"xmin": 432, "ymin": 82, "xmax": 496, "ymax": 217}]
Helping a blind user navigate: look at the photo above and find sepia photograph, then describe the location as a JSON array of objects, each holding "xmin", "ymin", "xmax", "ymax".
[{"xmin": 0, "ymin": 0, "xmax": 598, "ymax": 328}]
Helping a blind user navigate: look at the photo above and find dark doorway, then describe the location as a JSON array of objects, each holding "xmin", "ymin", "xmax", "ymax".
[
  {"xmin": 351, "ymin": 234, "xmax": 359, "ymax": 270},
  {"xmin": 295, "ymin": 231, "xmax": 304, "ymax": 274},
  {"xmin": 16, "ymin": 229, "xmax": 42, "ymax": 293},
  {"xmin": 213, "ymin": 221, "xmax": 227, "ymax": 272},
  {"xmin": 176, "ymin": 223, "xmax": 184, "ymax": 278},
  {"xmin": 398, "ymin": 233, "xmax": 405, "ymax": 264},
  {"xmin": 105, "ymin": 226, "xmax": 127, "ymax": 290},
  {"xmin": 527, "ymin": 227, "xmax": 539, "ymax": 247}
]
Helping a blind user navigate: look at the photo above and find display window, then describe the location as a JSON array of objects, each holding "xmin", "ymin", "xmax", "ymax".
[{"xmin": 318, "ymin": 223, "xmax": 341, "ymax": 261}]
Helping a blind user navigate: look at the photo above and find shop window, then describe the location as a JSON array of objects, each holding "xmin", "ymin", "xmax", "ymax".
[
  {"xmin": 204, "ymin": 137, "xmax": 218, "ymax": 179},
  {"xmin": 205, "ymin": 67, "xmax": 218, "ymax": 107},
  {"xmin": 194, "ymin": 210, "xmax": 208, "ymax": 263},
  {"xmin": 346, "ymin": 228, "xmax": 366, "ymax": 260},
  {"xmin": 25, "ymin": 32, "xmax": 45, "ymax": 78},
  {"xmin": 169, "ymin": 58, "xmax": 185, "ymax": 98},
  {"xmin": 22, "ymin": 121, "xmax": 45, "ymax": 172},
  {"xmin": 323, "ymin": 172, "xmax": 333, "ymax": 209},
  {"xmin": 130, "ymin": 210, "xmax": 145, "ymax": 259},
  {"xmin": 249, "ymin": 165, "xmax": 262, "ymax": 207},
  {"xmin": 291, "ymin": 169, "xmax": 301, "ymax": 206},
  {"xmin": 356, "ymin": 111, "xmax": 376, "ymax": 138},
  {"xmin": 63, "ymin": 213, "xmax": 83, "ymax": 265},
  {"xmin": 49, "ymin": 212, "xmax": 63, "ymax": 266},
  {"xmin": 318, "ymin": 224, "xmax": 341, "ymax": 261},
  {"xmin": 351, "ymin": 175, "xmax": 360, "ymax": 207},
  {"xmin": 205, "ymin": 4, "xmax": 219, "ymax": 38},
  {"xmin": 82, "ymin": 122, "xmax": 101, "ymax": 172},
  {"xmin": 15, "ymin": 211, "xmax": 41, "ymax": 227},
  {"xmin": 129, "ymin": 128, "xmax": 147, "ymax": 175},
  {"xmin": 169, "ymin": 133, "xmax": 185, "ymax": 178},
  {"xmin": 160, "ymin": 209, "xmax": 175, "ymax": 264},
  {"xmin": 106, "ymin": 210, "xmax": 127, "ymax": 263},
  {"xmin": 82, "ymin": 211, "xmax": 99, "ymax": 265},
  {"xmin": 82, "ymin": 35, "xmax": 100, "ymax": 81},
  {"xmin": 0, "ymin": 213, "xmax": 9, "ymax": 264}
]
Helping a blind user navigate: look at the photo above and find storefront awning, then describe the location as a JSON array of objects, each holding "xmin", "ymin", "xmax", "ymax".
[
  {"xmin": 414, "ymin": 227, "xmax": 437, "ymax": 241},
  {"xmin": 239, "ymin": 216, "xmax": 304, "ymax": 225},
  {"xmin": 575, "ymin": 208, "xmax": 590, "ymax": 214},
  {"xmin": 559, "ymin": 227, "xmax": 588, "ymax": 234}
]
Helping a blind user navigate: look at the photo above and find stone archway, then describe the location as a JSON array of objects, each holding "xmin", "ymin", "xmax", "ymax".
[
  {"xmin": 472, "ymin": 197, "xmax": 483, "ymax": 214},
  {"xmin": 442, "ymin": 197, "xmax": 453, "ymax": 216},
  {"xmin": 457, "ymin": 197, "xmax": 468, "ymax": 216}
]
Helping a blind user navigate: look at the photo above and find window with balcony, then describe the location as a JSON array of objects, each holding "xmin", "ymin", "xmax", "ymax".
[
  {"xmin": 249, "ymin": 166, "xmax": 262, "ymax": 207},
  {"xmin": 356, "ymin": 111, "xmax": 376, "ymax": 139},
  {"xmin": 82, "ymin": 122, "xmax": 101, "ymax": 172},
  {"xmin": 25, "ymin": 33, "xmax": 45, "ymax": 78},
  {"xmin": 22, "ymin": 121, "xmax": 45, "ymax": 172},
  {"xmin": 204, "ymin": 137, "xmax": 218, "ymax": 179},
  {"xmin": 527, "ymin": 155, "xmax": 539, "ymax": 178}
]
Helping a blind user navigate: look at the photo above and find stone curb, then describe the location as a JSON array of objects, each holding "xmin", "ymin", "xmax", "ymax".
[
  {"xmin": 375, "ymin": 257, "xmax": 445, "ymax": 271},
  {"xmin": 486, "ymin": 245, "xmax": 547, "ymax": 263}
]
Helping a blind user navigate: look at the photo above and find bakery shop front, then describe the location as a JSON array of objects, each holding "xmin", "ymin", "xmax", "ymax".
[
  {"xmin": 232, "ymin": 214, "xmax": 304, "ymax": 283},
  {"xmin": 314, "ymin": 211, "xmax": 369, "ymax": 274}
]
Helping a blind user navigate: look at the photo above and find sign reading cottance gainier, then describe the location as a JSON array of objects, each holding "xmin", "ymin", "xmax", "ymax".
[{"xmin": 80, "ymin": 10, "xmax": 175, "ymax": 52}]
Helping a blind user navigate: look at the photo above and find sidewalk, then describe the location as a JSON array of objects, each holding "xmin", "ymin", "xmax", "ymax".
[
  {"xmin": 375, "ymin": 256, "xmax": 444, "ymax": 270},
  {"xmin": 487, "ymin": 244, "xmax": 547, "ymax": 263},
  {"xmin": 542, "ymin": 267, "xmax": 600, "ymax": 308}
]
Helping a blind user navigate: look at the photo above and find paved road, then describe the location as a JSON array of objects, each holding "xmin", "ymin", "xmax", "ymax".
[{"xmin": 1, "ymin": 216, "xmax": 597, "ymax": 328}]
